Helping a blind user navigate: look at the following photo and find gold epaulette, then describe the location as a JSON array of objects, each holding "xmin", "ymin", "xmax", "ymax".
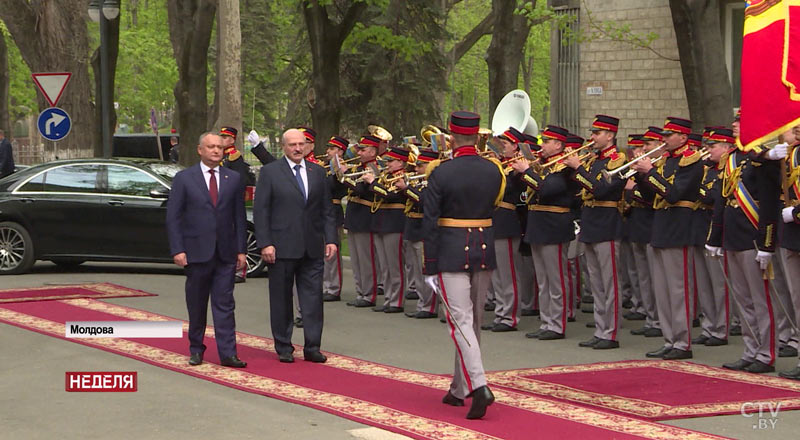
[
  {"xmin": 606, "ymin": 155, "xmax": 626, "ymax": 170},
  {"xmin": 425, "ymin": 159, "xmax": 442, "ymax": 178},
  {"xmin": 679, "ymin": 149, "xmax": 701, "ymax": 167},
  {"xmin": 227, "ymin": 151, "xmax": 242, "ymax": 161}
]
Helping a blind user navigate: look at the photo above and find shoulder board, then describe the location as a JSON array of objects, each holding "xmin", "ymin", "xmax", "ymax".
[
  {"xmin": 606, "ymin": 155, "xmax": 626, "ymax": 170},
  {"xmin": 679, "ymin": 149, "xmax": 701, "ymax": 167},
  {"xmin": 227, "ymin": 151, "xmax": 242, "ymax": 161}
]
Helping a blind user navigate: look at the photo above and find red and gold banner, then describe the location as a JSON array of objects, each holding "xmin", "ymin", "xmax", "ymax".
[{"xmin": 740, "ymin": 0, "xmax": 800, "ymax": 151}]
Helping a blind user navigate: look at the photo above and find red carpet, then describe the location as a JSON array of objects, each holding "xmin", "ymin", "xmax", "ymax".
[
  {"xmin": 0, "ymin": 298, "xmax": 728, "ymax": 440},
  {"xmin": 487, "ymin": 361, "xmax": 800, "ymax": 420},
  {"xmin": 0, "ymin": 283, "xmax": 156, "ymax": 303}
]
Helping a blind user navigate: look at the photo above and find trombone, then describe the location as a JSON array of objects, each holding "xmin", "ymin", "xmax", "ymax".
[{"xmin": 601, "ymin": 142, "xmax": 666, "ymax": 182}]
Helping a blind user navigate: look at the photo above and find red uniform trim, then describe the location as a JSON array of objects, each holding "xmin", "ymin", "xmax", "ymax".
[
  {"xmin": 369, "ymin": 233, "xmax": 377, "ymax": 303},
  {"xmin": 335, "ymin": 247, "xmax": 343, "ymax": 297},
  {"xmin": 396, "ymin": 233, "xmax": 405, "ymax": 308},
  {"xmin": 723, "ymin": 251, "xmax": 730, "ymax": 335},
  {"xmin": 682, "ymin": 247, "xmax": 692, "ymax": 349},
  {"xmin": 439, "ymin": 273, "xmax": 473, "ymax": 392},
  {"xmin": 558, "ymin": 244, "xmax": 567, "ymax": 332},
  {"xmin": 763, "ymin": 279, "xmax": 777, "ymax": 365},
  {"xmin": 610, "ymin": 241, "xmax": 619, "ymax": 341},
  {"xmin": 507, "ymin": 239, "xmax": 519, "ymax": 328}
]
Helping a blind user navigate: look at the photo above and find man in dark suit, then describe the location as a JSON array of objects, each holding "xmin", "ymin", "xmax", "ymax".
[
  {"xmin": 254, "ymin": 128, "xmax": 338, "ymax": 364},
  {"xmin": 0, "ymin": 129, "xmax": 14, "ymax": 179},
  {"xmin": 166, "ymin": 132, "xmax": 248, "ymax": 368}
]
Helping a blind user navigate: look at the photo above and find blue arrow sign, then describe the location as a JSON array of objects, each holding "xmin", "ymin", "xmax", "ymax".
[{"xmin": 37, "ymin": 107, "xmax": 72, "ymax": 141}]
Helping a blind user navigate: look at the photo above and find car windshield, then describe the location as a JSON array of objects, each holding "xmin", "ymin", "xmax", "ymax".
[{"xmin": 143, "ymin": 163, "xmax": 183, "ymax": 181}]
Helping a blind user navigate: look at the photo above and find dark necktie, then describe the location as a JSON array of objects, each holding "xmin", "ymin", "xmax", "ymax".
[
  {"xmin": 208, "ymin": 169, "xmax": 218, "ymax": 207},
  {"xmin": 294, "ymin": 164, "xmax": 306, "ymax": 201}
]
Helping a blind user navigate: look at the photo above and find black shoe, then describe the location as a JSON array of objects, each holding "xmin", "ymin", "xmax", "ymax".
[
  {"xmin": 663, "ymin": 349, "xmax": 693, "ymax": 360},
  {"xmin": 491, "ymin": 323, "xmax": 518, "ymax": 332},
  {"xmin": 582, "ymin": 296, "xmax": 594, "ymax": 304},
  {"xmin": 567, "ymin": 316, "xmax": 576, "ymax": 322},
  {"xmin": 220, "ymin": 355, "xmax": 247, "ymax": 368},
  {"xmin": 585, "ymin": 322, "xmax": 596, "ymax": 328},
  {"xmin": 384, "ymin": 306, "xmax": 404, "ymax": 314},
  {"xmin": 322, "ymin": 294, "xmax": 340, "ymax": 302},
  {"xmin": 440, "ymin": 317, "xmax": 447, "ymax": 323},
  {"xmin": 631, "ymin": 326, "xmax": 649, "ymax": 336},
  {"xmin": 729, "ymin": 324, "xmax": 742, "ymax": 336},
  {"xmin": 643, "ymin": 327, "xmax": 663, "ymax": 337},
  {"xmin": 538, "ymin": 330, "xmax": 565, "ymax": 340},
  {"xmin": 484, "ymin": 301, "xmax": 496, "ymax": 311},
  {"xmin": 376, "ymin": 287, "xmax": 384, "ymax": 296},
  {"xmin": 234, "ymin": 275, "xmax": 246, "ymax": 284},
  {"xmin": 579, "ymin": 337, "xmax": 601, "ymax": 347},
  {"xmin": 466, "ymin": 385, "xmax": 495, "ymax": 419},
  {"xmin": 593, "ymin": 339, "xmax": 620, "ymax": 350},
  {"xmin": 646, "ymin": 346, "xmax": 671, "ymax": 358},
  {"xmin": 294, "ymin": 317, "xmax": 304, "ymax": 328},
  {"xmin": 581, "ymin": 304, "xmax": 594, "ymax": 314},
  {"xmin": 779, "ymin": 367, "xmax": 800, "ymax": 380},
  {"xmin": 188, "ymin": 352, "xmax": 203, "ymax": 366},
  {"xmin": 722, "ymin": 359, "xmax": 752, "ymax": 371},
  {"xmin": 779, "ymin": 345, "xmax": 798, "ymax": 358},
  {"xmin": 692, "ymin": 335, "xmax": 710, "ymax": 345},
  {"xmin": 705, "ymin": 337, "xmax": 728, "ymax": 346},
  {"xmin": 442, "ymin": 391, "xmax": 464, "ymax": 407},
  {"xmin": 525, "ymin": 329, "xmax": 544, "ymax": 339},
  {"xmin": 304, "ymin": 351, "xmax": 327, "ymax": 363},
  {"xmin": 409, "ymin": 311, "xmax": 437, "ymax": 319},
  {"xmin": 405, "ymin": 291, "xmax": 419, "ymax": 300},
  {"xmin": 481, "ymin": 323, "xmax": 494, "ymax": 331},
  {"xmin": 622, "ymin": 299, "xmax": 633, "ymax": 309},
  {"xmin": 745, "ymin": 360, "xmax": 775, "ymax": 374},
  {"xmin": 624, "ymin": 311, "xmax": 646, "ymax": 321},
  {"xmin": 278, "ymin": 353, "xmax": 295, "ymax": 363},
  {"xmin": 521, "ymin": 309, "xmax": 538, "ymax": 316},
  {"xmin": 347, "ymin": 299, "xmax": 375, "ymax": 308},
  {"xmin": 372, "ymin": 305, "xmax": 386, "ymax": 312},
  {"xmin": 692, "ymin": 318, "xmax": 700, "ymax": 328}
]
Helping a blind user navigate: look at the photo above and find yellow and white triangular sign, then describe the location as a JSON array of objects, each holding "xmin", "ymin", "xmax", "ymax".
[{"xmin": 32, "ymin": 72, "xmax": 72, "ymax": 107}]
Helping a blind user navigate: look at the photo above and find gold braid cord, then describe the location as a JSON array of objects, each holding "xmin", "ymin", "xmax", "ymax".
[{"xmin": 486, "ymin": 157, "xmax": 507, "ymax": 206}]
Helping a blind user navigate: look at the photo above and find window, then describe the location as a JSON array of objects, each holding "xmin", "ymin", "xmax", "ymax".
[
  {"xmin": 106, "ymin": 165, "xmax": 164, "ymax": 197},
  {"xmin": 18, "ymin": 164, "xmax": 102, "ymax": 193}
]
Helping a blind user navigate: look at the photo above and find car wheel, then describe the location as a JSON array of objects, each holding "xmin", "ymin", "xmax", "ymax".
[
  {"xmin": 50, "ymin": 258, "xmax": 86, "ymax": 268},
  {"xmin": 0, "ymin": 222, "xmax": 35, "ymax": 275},
  {"xmin": 246, "ymin": 226, "xmax": 266, "ymax": 277}
]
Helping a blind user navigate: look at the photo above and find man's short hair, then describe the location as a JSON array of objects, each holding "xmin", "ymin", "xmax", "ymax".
[{"xmin": 198, "ymin": 131, "xmax": 217, "ymax": 146}]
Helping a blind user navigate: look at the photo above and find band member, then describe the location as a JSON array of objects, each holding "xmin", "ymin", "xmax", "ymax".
[
  {"xmin": 362, "ymin": 146, "xmax": 412, "ymax": 313},
  {"xmin": 423, "ymin": 111, "xmax": 504, "ymax": 419},
  {"xmin": 220, "ymin": 126, "xmax": 254, "ymax": 284},
  {"xmin": 624, "ymin": 133, "xmax": 662, "ymax": 338},
  {"xmin": 565, "ymin": 114, "xmax": 626, "ymax": 350},
  {"xmin": 483, "ymin": 127, "xmax": 527, "ymax": 332},
  {"xmin": 344, "ymin": 135, "xmax": 382, "ymax": 307},
  {"xmin": 398, "ymin": 149, "xmax": 439, "ymax": 318},
  {"xmin": 780, "ymin": 123, "xmax": 800, "ymax": 380},
  {"xmin": 619, "ymin": 137, "xmax": 644, "ymax": 322},
  {"xmin": 322, "ymin": 136, "xmax": 350, "ymax": 301},
  {"xmin": 511, "ymin": 125, "xmax": 578, "ymax": 340}
]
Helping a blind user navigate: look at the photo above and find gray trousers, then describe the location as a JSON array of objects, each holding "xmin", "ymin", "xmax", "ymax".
[
  {"xmin": 322, "ymin": 227, "xmax": 343, "ymax": 296},
  {"xmin": 374, "ymin": 232, "xmax": 404, "ymax": 308},
  {"xmin": 349, "ymin": 231, "xmax": 377, "ymax": 303},
  {"xmin": 375, "ymin": 232, "xmax": 387, "ymax": 291},
  {"xmin": 403, "ymin": 240, "xmax": 418, "ymax": 295},
  {"xmin": 584, "ymin": 241, "xmax": 621, "ymax": 341},
  {"xmin": 407, "ymin": 240, "xmax": 437, "ymax": 313},
  {"xmin": 698, "ymin": 249, "xmax": 729, "ymax": 340},
  {"xmin": 631, "ymin": 242, "xmax": 659, "ymax": 329},
  {"xmin": 517, "ymin": 254, "xmax": 536, "ymax": 312},
  {"xmin": 772, "ymin": 255, "xmax": 798, "ymax": 348},
  {"xmin": 440, "ymin": 271, "xmax": 490, "ymax": 399},
  {"xmin": 726, "ymin": 249, "xmax": 778, "ymax": 365},
  {"xmin": 491, "ymin": 237, "xmax": 522, "ymax": 327},
  {"xmin": 650, "ymin": 246, "xmax": 693, "ymax": 351},
  {"xmin": 781, "ymin": 248, "xmax": 800, "ymax": 367},
  {"xmin": 618, "ymin": 241, "xmax": 643, "ymax": 314},
  {"xmin": 532, "ymin": 242, "xmax": 570, "ymax": 334}
]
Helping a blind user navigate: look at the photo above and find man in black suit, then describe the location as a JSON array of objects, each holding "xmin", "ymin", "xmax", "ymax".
[
  {"xmin": 254, "ymin": 128, "xmax": 338, "ymax": 363},
  {"xmin": 0, "ymin": 129, "xmax": 14, "ymax": 179},
  {"xmin": 166, "ymin": 132, "xmax": 248, "ymax": 368}
]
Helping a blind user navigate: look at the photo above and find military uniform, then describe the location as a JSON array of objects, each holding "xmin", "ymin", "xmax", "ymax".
[
  {"xmin": 780, "ymin": 142, "xmax": 800, "ymax": 379},
  {"xmin": 422, "ymin": 111, "xmax": 503, "ymax": 417},
  {"xmin": 322, "ymin": 136, "xmax": 350, "ymax": 301}
]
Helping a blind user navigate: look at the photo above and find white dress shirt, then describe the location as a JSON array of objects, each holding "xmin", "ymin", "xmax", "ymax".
[
  {"xmin": 285, "ymin": 156, "xmax": 309, "ymax": 198},
  {"xmin": 199, "ymin": 162, "xmax": 221, "ymax": 192}
]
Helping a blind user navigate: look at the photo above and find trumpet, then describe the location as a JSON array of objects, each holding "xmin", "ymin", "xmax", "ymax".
[
  {"xmin": 385, "ymin": 172, "xmax": 426, "ymax": 184},
  {"xmin": 343, "ymin": 165, "xmax": 386, "ymax": 179},
  {"xmin": 538, "ymin": 141, "xmax": 595, "ymax": 168},
  {"xmin": 601, "ymin": 142, "xmax": 666, "ymax": 182},
  {"xmin": 324, "ymin": 156, "xmax": 360, "ymax": 168}
]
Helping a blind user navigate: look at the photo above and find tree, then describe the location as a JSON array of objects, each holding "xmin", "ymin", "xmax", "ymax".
[
  {"xmin": 90, "ymin": 15, "xmax": 120, "ymax": 157},
  {"xmin": 668, "ymin": 0, "xmax": 733, "ymax": 129},
  {"xmin": 213, "ymin": 0, "xmax": 242, "ymax": 148},
  {"xmin": 0, "ymin": 30, "xmax": 9, "ymax": 135},
  {"xmin": 167, "ymin": 0, "xmax": 217, "ymax": 166},
  {"xmin": 0, "ymin": 0, "xmax": 96, "ymax": 156}
]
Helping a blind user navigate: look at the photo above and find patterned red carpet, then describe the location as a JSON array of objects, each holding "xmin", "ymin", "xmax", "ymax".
[
  {"xmin": 0, "ymin": 298, "xmax": 731, "ymax": 440},
  {"xmin": 0, "ymin": 283, "xmax": 156, "ymax": 303},
  {"xmin": 488, "ymin": 360, "xmax": 800, "ymax": 420}
]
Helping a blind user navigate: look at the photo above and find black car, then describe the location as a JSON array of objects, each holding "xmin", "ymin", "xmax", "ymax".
[{"xmin": 0, "ymin": 158, "xmax": 266, "ymax": 276}]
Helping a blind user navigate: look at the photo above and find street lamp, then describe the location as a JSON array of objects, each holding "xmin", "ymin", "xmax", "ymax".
[{"xmin": 88, "ymin": 0, "xmax": 119, "ymax": 158}]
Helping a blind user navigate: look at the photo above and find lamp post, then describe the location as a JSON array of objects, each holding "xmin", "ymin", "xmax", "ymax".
[{"xmin": 88, "ymin": 0, "xmax": 119, "ymax": 158}]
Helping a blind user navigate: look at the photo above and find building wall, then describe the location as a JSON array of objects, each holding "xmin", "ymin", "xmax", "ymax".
[{"xmin": 579, "ymin": 0, "xmax": 688, "ymax": 143}]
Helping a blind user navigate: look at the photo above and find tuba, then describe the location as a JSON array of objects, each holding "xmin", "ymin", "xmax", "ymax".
[
  {"xmin": 491, "ymin": 89, "xmax": 539, "ymax": 136},
  {"xmin": 368, "ymin": 125, "xmax": 393, "ymax": 142},
  {"xmin": 420, "ymin": 124, "xmax": 442, "ymax": 146}
]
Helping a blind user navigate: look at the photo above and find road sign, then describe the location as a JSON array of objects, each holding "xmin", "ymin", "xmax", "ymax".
[
  {"xmin": 37, "ymin": 107, "xmax": 72, "ymax": 142},
  {"xmin": 31, "ymin": 72, "xmax": 72, "ymax": 107}
]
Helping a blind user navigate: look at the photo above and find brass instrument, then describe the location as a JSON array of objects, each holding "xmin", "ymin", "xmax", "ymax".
[
  {"xmin": 342, "ymin": 165, "xmax": 386, "ymax": 179},
  {"xmin": 385, "ymin": 172, "xmax": 426, "ymax": 184},
  {"xmin": 324, "ymin": 156, "xmax": 360, "ymax": 168},
  {"xmin": 538, "ymin": 141, "xmax": 595, "ymax": 168},
  {"xmin": 601, "ymin": 142, "xmax": 667, "ymax": 182},
  {"xmin": 477, "ymin": 128, "xmax": 493, "ymax": 151},
  {"xmin": 368, "ymin": 125, "xmax": 393, "ymax": 142},
  {"xmin": 420, "ymin": 124, "xmax": 449, "ymax": 147},
  {"xmin": 315, "ymin": 153, "xmax": 329, "ymax": 161}
]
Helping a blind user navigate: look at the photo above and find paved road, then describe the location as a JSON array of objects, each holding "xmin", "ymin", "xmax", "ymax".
[{"xmin": 2, "ymin": 261, "xmax": 798, "ymax": 439}]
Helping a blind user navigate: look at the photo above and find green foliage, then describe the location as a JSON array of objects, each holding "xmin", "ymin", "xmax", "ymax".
[
  {"xmin": 345, "ymin": 24, "xmax": 433, "ymax": 61},
  {"xmin": 1, "ymin": 22, "xmax": 38, "ymax": 131}
]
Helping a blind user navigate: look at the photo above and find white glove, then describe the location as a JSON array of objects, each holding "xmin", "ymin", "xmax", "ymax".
[
  {"xmin": 705, "ymin": 244, "xmax": 722, "ymax": 258},
  {"xmin": 424, "ymin": 275, "xmax": 440, "ymax": 293},
  {"xmin": 784, "ymin": 206, "xmax": 796, "ymax": 223},
  {"xmin": 755, "ymin": 250, "xmax": 773, "ymax": 270},
  {"xmin": 765, "ymin": 142, "xmax": 788, "ymax": 160},
  {"xmin": 247, "ymin": 130, "xmax": 260, "ymax": 147}
]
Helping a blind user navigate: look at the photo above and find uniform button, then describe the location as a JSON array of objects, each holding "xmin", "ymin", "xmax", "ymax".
[
  {"xmin": 481, "ymin": 244, "xmax": 487, "ymax": 250},
  {"xmin": 464, "ymin": 264, "xmax": 470, "ymax": 270},
  {"xmin": 478, "ymin": 227, "xmax": 484, "ymax": 232},
  {"xmin": 481, "ymin": 264, "xmax": 486, "ymax": 269},
  {"xmin": 467, "ymin": 228, "xmax": 472, "ymax": 233},
  {"xmin": 464, "ymin": 246, "xmax": 470, "ymax": 251}
]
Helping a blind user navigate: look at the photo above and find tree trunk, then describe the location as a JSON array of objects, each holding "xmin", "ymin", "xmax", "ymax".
[
  {"xmin": 0, "ymin": 34, "xmax": 9, "ymax": 136},
  {"xmin": 669, "ymin": 0, "xmax": 733, "ymax": 129},
  {"xmin": 0, "ymin": 0, "xmax": 96, "ymax": 156},
  {"xmin": 213, "ymin": 0, "xmax": 242, "ymax": 150},
  {"xmin": 91, "ymin": 15, "xmax": 120, "ymax": 157},
  {"xmin": 167, "ymin": 0, "xmax": 217, "ymax": 166},
  {"xmin": 486, "ymin": 0, "xmax": 535, "ymax": 123}
]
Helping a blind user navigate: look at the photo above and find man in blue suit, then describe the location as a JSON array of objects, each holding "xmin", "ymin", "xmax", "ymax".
[
  {"xmin": 254, "ymin": 128, "xmax": 338, "ymax": 363},
  {"xmin": 166, "ymin": 132, "xmax": 248, "ymax": 368}
]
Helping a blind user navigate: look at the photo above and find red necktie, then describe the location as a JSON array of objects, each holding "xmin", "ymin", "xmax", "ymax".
[{"xmin": 208, "ymin": 169, "xmax": 218, "ymax": 207}]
